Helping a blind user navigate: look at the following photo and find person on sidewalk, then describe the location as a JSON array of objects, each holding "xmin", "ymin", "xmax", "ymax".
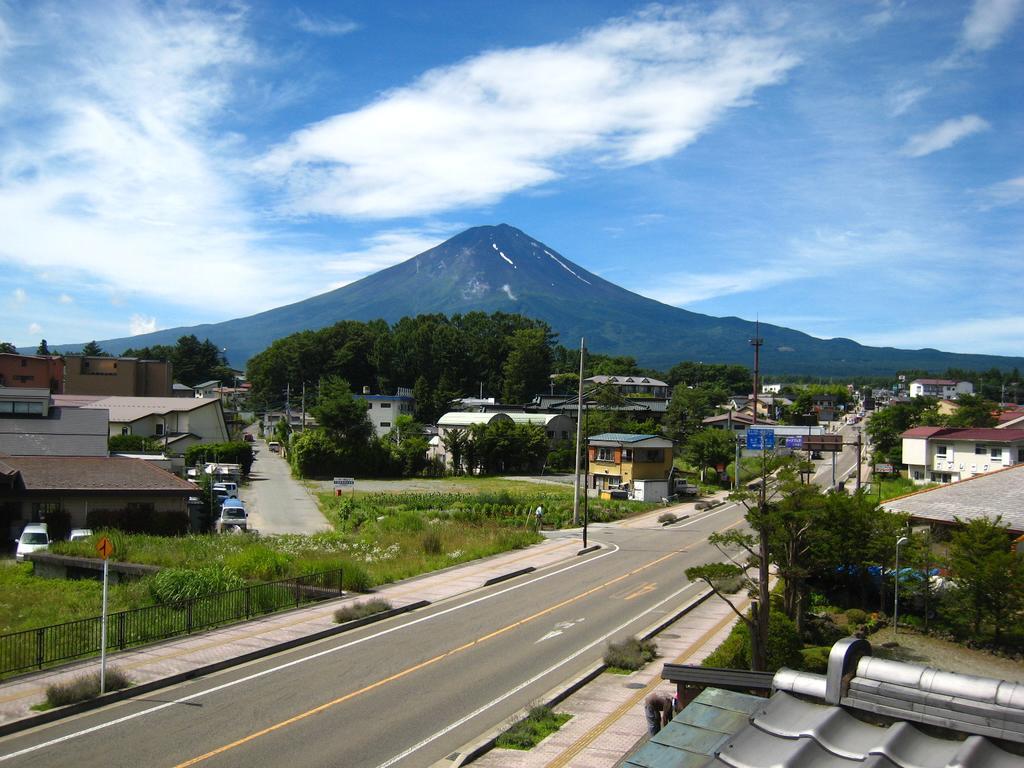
[
  {"xmin": 644, "ymin": 690, "xmax": 677, "ymax": 735},
  {"xmin": 534, "ymin": 505, "xmax": 544, "ymax": 529}
]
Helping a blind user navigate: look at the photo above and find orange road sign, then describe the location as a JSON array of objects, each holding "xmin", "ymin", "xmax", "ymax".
[{"xmin": 96, "ymin": 536, "xmax": 114, "ymax": 560}]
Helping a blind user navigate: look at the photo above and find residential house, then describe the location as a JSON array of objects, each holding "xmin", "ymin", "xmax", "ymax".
[
  {"xmin": 172, "ymin": 383, "xmax": 195, "ymax": 398},
  {"xmin": 64, "ymin": 355, "xmax": 172, "ymax": 397},
  {"xmin": 900, "ymin": 426, "xmax": 1024, "ymax": 484},
  {"xmin": 355, "ymin": 388, "xmax": 416, "ymax": 438},
  {"xmin": 502, "ymin": 413, "xmax": 575, "ymax": 443},
  {"xmin": 0, "ymin": 455, "xmax": 196, "ymax": 541},
  {"xmin": 703, "ymin": 411, "xmax": 758, "ymax": 432},
  {"xmin": 908, "ymin": 378, "xmax": 974, "ymax": 399},
  {"xmin": 587, "ymin": 433, "xmax": 674, "ymax": 501},
  {"xmin": 429, "ymin": 412, "xmax": 514, "ymax": 468},
  {"xmin": 0, "ymin": 353, "xmax": 64, "ymax": 392},
  {"xmin": 584, "ymin": 375, "xmax": 670, "ymax": 399},
  {"xmin": 0, "ymin": 387, "xmax": 108, "ymax": 457},
  {"xmin": 883, "ymin": 463, "xmax": 1024, "ymax": 535},
  {"xmin": 996, "ymin": 406, "xmax": 1024, "ymax": 429},
  {"xmin": 192, "ymin": 380, "xmax": 221, "ymax": 399},
  {"xmin": 53, "ymin": 395, "xmax": 229, "ymax": 454}
]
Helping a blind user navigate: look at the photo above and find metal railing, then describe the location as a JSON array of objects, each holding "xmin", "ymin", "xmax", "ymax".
[{"xmin": 0, "ymin": 568, "xmax": 343, "ymax": 676}]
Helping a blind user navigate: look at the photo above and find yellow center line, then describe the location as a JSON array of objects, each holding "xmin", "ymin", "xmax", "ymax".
[
  {"xmin": 544, "ymin": 593, "xmax": 753, "ymax": 768},
  {"xmin": 172, "ymin": 548, "xmax": 686, "ymax": 767}
]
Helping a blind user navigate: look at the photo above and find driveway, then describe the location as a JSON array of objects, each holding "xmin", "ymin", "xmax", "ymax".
[{"xmin": 241, "ymin": 441, "xmax": 331, "ymax": 535}]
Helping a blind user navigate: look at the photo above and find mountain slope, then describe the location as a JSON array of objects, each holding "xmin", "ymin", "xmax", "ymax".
[{"xmin": 67, "ymin": 224, "xmax": 1024, "ymax": 376}]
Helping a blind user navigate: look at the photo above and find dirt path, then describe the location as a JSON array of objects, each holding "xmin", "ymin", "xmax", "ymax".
[{"xmin": 866, "ymin": 628, "xmax": 1024, "ymax": 682}]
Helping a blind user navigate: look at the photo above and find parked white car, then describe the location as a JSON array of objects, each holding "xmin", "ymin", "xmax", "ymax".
[
  {"xmin": 68, "ymin": 528, "xmax": 93, "ymax": 541},
  {"xmin": 15, "ymin": 523, "xmax": 50, "ymax": 561}
]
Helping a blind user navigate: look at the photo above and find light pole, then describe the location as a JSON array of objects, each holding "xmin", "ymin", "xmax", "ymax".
[{"xmin": 893, "ymin": 535, "xmax": 909, "ymax": 640}]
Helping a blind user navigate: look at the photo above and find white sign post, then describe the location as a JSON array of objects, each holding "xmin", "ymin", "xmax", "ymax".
[
  {"xmin": 332, "ymin": 477, "xmax": 355, "ymax": 495},
  {"xmin": 96, "ymin": 536, "xmax": 114, "ymax": 694}
]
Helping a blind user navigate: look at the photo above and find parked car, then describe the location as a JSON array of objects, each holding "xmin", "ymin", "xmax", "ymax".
[
  {"xmin": 243, "ymin": 433, "xmax": 255, "ymax": 442},
  {"xmin": 68, "ymin": 528, "xmax": 93, "ymax": 541},
  {"xmin": 216, "ymin": 498, "xmax": 248, "ymax": 532},
  {"xmin": 15, "ymin": 523, "xmax": 49, "ymax": 561},
  {"xmin": 212, "ymin": 482, "xmax": 238, "ymax": 497},
  {"xmin": 268, "ymin": 441, "xmax": 281, "ymax": 453}
]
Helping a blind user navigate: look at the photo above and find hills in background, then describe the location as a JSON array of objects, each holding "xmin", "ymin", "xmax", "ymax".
[{"xmin": 53, "ymin": 224, "xmax": 1024, "ymax": 376}]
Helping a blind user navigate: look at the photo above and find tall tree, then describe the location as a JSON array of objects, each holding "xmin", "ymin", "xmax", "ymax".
[
  {"xmin": 683, "ymin": 429, "xmax": 736, "ymax": 482},
  {"xmin": 311, "ymin": 376, "xmax": 374, "ymax": 447},
  {"xmin": 36, "ymin": 339, "xmax": 50, "ymax": 355},
  {"xmin": 0, "ymin": 342, "xmax": 16, "ymax": 353},
  {"xmin": 947, "ymin": 516, "xmax": 1023, "ymax": 641},
  {"xmin": 501, "ymin": 327, "xmax": 553, "ymax": 404},
  {"xmin": 81, "ymin": 340, "xmax": 106, "ymax": 356}
]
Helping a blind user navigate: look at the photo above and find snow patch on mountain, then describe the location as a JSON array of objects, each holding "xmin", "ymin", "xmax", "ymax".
[
  {"xmin": 502, "ymin": 284, "xmax": 517, "ymax": 300},
  {"xmin": 499, "ymin": 251, "xmax": 515, "ymax": 267},
  {"xmin": 544, "ymin": 249, "xmax": 591, "ymax": 285}
]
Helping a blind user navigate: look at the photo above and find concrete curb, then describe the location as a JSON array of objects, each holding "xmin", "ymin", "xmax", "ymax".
[
  {"xmin": 0, "ymin": 600, "xmax": 430, "ymax": 738},
  {"xmin": 576, "ymin": 544, "xmax": 601, "ymax": 556},
  {"xmin": 433, "ymin": 587, "xmax": 714, "ymax": 768},
  {"xmin": 482, "ymin": 567, "xmax": 535, "ymax": 587}
]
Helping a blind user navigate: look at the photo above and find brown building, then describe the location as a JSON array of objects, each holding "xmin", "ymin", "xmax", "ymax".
[
  {"xmin": 63, "ymin": 355, "xmax": 172, "ymax": 397},
  {"xmin": 0, "ymin": 353, "xmax": 64, "ymax": 393}
]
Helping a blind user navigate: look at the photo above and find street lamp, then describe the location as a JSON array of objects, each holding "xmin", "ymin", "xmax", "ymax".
[{"xmin": 893, "ymin": 535, "xmax": 909, "ymax": 640}]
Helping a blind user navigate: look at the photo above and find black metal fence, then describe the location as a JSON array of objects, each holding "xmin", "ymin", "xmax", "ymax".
[{"xmin": 0, "ymin": 568, "xmax": 343, "ymax": 677}]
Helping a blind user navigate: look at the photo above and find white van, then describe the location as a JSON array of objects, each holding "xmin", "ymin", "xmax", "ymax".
[
  {"xmin": 212, "ymin": 482, "xmax": 238, "ymax": 497},
  {"xmin": 15, "ymin": 524, "xmax": 50, "ymax": 561}
]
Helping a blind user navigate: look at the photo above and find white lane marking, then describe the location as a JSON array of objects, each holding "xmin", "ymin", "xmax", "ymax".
[
  {"xmin": 537, "ymin": 630, "xmax": 563, "ymax": 643},
  {"xmin": 0, "ymin": 543, "xmax": 621, "ymax": 762},
  {"xmin": 374, "ymin": 580, "xmax": 704, "ymax": 768}
]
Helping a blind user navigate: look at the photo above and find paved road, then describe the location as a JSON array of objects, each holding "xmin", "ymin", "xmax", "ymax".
[
  {"xmin": 241, "ymin": 440, "xmax": 331, "ymax": 534},
  {"xmin": 0, "ymin": 503, "xmax": 748, "ymax": 768}
]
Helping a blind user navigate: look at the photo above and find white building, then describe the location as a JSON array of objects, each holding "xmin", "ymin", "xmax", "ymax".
[
  {"xmin": 908, "ymin": 379, "xmax": 974, "ymax": 399},
  {"xmin": 355, "ymin": 391, "xmax": 415, "ymax": 438},
  {"xmin": 900, "ymin": 426, "xmax": 1024, "ymax": 484}
]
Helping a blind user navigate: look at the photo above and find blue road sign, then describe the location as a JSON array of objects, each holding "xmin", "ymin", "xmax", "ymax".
[{"xmin": 746, "ymin": 428, "xmax": 776, "ymax": 450}]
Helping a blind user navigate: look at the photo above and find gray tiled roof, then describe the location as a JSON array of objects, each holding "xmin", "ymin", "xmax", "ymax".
[
  {"xmin": 883, "ymin": 464, "xmax": 1024, "ymax": 534},
  {"xmin": 1, "ymin": 456, "xmax": 196, "ymax": 493},
  {"xmin": 0, "ymin": 407, "xmax": 108, "ymax": 456}
]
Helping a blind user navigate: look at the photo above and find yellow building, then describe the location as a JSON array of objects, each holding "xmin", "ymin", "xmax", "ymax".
[{"xmin": 587, "ymin": 433, "xmax": 674, "ymax": 502}]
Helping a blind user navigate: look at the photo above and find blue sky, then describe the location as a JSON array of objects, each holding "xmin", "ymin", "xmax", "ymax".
[{"xmin": 1, "ymin": 0, "xmax": 1022, "ymax": 358}]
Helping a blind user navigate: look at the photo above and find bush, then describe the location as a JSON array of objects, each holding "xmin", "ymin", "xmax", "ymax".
[
  {"xmin": 799, "ymin": 646, "xmax": 830, "ymax": 674},
  {"xmin": 658, "ymin": 513, "xmax": 677, "ymax": 524},
  {"xmin": 333, "ymin": 598, "xmax": 392, "ymax": 624},
  {"xmin": 224, "ymin": 545, "xmax": 292, "ymax": 581},
  {"xmin": 342, "ymin": 561, "xmax": 372, "ymax": 593},
  {"xmin": 603, "ymin": 637, "xmax": 657, "ymax": 672},
  {"xmin": 845, "ymin": 608, "xmax": 868, "ymax": 625},
  {"xmin": 45, "ymin": 668, "xmax": 131, "ymax": 707},
  {"xmin": 495, "ymin": 705, "xmax": 571, "ymax": 750},
  {"xmin": 421, "ymin": 529, "xmax": 443, "ymax": 556},
  {"xmin": 702, "ymin": 612, "xmax": 805, "ymax": 672},
  {"xmin": 150, "ymin": 566, "xmax": 245, "ymax": 605}
]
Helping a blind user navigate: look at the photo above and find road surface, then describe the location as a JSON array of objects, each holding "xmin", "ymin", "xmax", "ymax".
[{"xmin": 241, "ymin": 440, "xmax": 331, "ymax": 535}]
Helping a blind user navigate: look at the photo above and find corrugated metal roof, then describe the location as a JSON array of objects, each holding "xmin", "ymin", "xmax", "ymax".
[
  {"xmin": 76, "ymin": 396, "xmax": 219, "ymax": 423},
  {"xmin": 503, "ymin": 413, "xmax": 566, "ymax": 425},
  {"xmin": 589, "ymin": 433, "xmax": 661, "ymax": 443},
  {"xmin": 437, "ymin": 412, "xmax": 513, "ymax": 427}
]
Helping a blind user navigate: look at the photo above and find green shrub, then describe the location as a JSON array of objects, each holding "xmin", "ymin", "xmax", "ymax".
[
  {"xmin": 224, "ymin": 545, "xmax": 292, "ymax": 581},
  {"xmin": 603, "ymin": 637, "xmax": 657, "ymax": 672},
  {"xmin": 45, "ymin": 668, "xmax": 131, "ymax": 707},
  {"xmin": 657, "ymin": 513, "xmax": 677, "ymax": 524},
  {"xmin": 495, "ymin": 705, "xmax": 571, "ymax": 750},
  {"xmin": 845, "ymin": 608, "xmax": 868, "ymax": 625},
  {"xmin": 421, "ymin": 529, "xmax": 443, "ymax": 556},
  {"xmin": 342, "ymin": 561, "xmax": 372, "ymax": 593},
  {"xmin": 333, "ymin": 598, "xmax": 392, "ymax": 624},
  {"xmin": 149, "ymin": 566, "xmax": 245, "ymax": 605},
  {"xmin": 702, "ymin": 623, "xmax": 750, "ymax": 669},
  {"xmin": 799, "ymin": 646, "xmax": 830, "ymax": 674},
  {"xmin": 766, "ymin": 611, "xmax": 804, "ymax": 671}
]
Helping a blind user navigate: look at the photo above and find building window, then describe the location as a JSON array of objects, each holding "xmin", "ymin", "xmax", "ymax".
[
  {"xmin": 380, "ymin": 402, "xmax": 391, "ymax": 408},
  {"xmin": 1018, "ymin": 448, "xmax": 1024, "ymax": 462},
  {"xmin": 912, "ymin": 470, "xmax": 923, "ymax": 480},
  {"xmin": 155, "ymin": 423, "xmax": 164, "ymax": 436},
  {"xmin": 379, "ymin": 422, "xmax": 391, "ymax": 428},
  {"xmin": 936, "ymin": 445, "xmax": 947, "ymax": 457},
  {"xmin": 596, "ymin": 447, "xmax": 614, "ymax": 461},
  {"xmin": 990, "ymin": 447, "xmax": 1003, "ymax": 459},
  {"xmin": 121, "ymin": 426, "xmax": 130, "ymax": 436},
  {"xmin": 640, "ymin": 449, "xmax": 663, "ymax": 462},
  {"xmin": 975, "ymin": 445, "xmax": 987, "ymax": 455}
]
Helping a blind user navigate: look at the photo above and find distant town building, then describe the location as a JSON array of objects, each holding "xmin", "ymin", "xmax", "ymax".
[
  {"xmin": 587, "ymin": 433, "xmax": 674, "ymax": 501},
  {"xmin": 908, "ymin": 378, "xmax": 973, "ymax": 400},
  {"xmin": 64, "ymin": 355, "xmax": 172, "ymax": 397},
  {"xmin": 0, "ymin": 387, "xmax": 108, "ymax": 457},
  {"xmin": 355, "ymin": 388, "xmax": 416, "ymax": 438},
  {"xmin": 900, "ymin": 426, "xmax": 1024, "ymax": 484},
  {"xmin": 0, "ymin": 353, "xmax": 64, "ymax": 393},
  {"xmin": 584, "ymin": 375, "xmax": 670, "ymax": 399}
]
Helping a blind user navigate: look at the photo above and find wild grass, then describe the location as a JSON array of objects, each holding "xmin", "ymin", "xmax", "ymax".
[
  {"xmin": 495, "ymin": 705, "xmax": 571, "ymax": 750},
  {"xmin": 43, "ymin": 668, "xmax": 131, "ymax": 708},
  {"xmin": 334, "ymin": 599, "xmax": 392, "ymax": 624},
  {"xmin": 603, "ymin": 637, "xmax": 658, "ymax": 673}
]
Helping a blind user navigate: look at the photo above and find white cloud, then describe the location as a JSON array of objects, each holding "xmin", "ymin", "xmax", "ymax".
[
  {"xmin": 0, "ymin": 4, "xmax": 322, "ymax": 324},
  {"xmin": 28, "ymin": 322, "xmax": 41, "ymax": 334},
  {"xmin": 129, "ymin": 314, "xmax": 157, "ymax": 335},
  {"xmin": 292, "ymin": 10, "xmax": 358, "ymax": 37},
  {"xmin": 259, "ymin": 8, "xmax": 798, "ymax": 219},
  {"xmin": 977, "ymin": 175, "xmax": 1024, "ymax": 208},
  {"xmin": 58, "ymin": 293, "xmax": 73, "ymax": 304},
  {"xmin": 888, "ymin": 85, "xmax": 930, "ymax": 116},
  {"xmin": 962, "ymin": 0, "xmax": 1023, "ymax": 51},
  {"xmin": 322, "ymin": 228, "xmax": 454, "ymax": 286},
  {"xmin": 858, "ymin": 315, "xmax": 1024, "ymax": 356},
  {"xmin": 902, "ymin": 115, "xmax": 989, "ymax": 157}
]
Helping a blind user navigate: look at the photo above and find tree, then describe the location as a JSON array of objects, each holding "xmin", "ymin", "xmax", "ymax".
[
  {"xmin": 683, "ymin": 429, "xmax": 735, "ymax": 482},
  {"xmin": 864, "ymin": 398, "xmax": 934, "ymax": 464},
  {"xmin": 944, "ymin": 394, "xmax": 998, "ymax": 428},
  {"xmin": 501, "ymin": 328, "xmax": 552, "ymax": 403},
  {"xmin": 0, "ymin": 342, "xmax": 16, "ymax": 353},
  {"xmin": 81, "ymin": 340, "xmax": 106, "ymax": 356},
  {"xmin": 442, "ymin": 428, "xmax": 469, "ymax": 475},
  {"xmin": 36, "ymin": 339, "xmax": 50, "ymax": 355},
  {"xmin": 663, "ymin": 385, "xmax": 715, "ymax": 446},
  {"xmin": 311, "ymin": 376, "xmax": 374, "ymax": 447},
  {"xmin": 947, "ymin": 516, "xmax": 1023, "ymax": 641}
]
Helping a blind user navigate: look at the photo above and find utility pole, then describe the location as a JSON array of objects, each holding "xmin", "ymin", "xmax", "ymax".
[
  {"xmin": 301, "ymin": 382, "xmax": 306, "ymax": 433},
  {"xmin": 572, "ymin": 338, "xmax": 585, "ymax": 527},
  {"xmin": 855, "ymin": 429, "xmax": 862, "ymax": 491},
  {"xmin": 285, "ymin": 383, "xmax": 291, "ymax": 435},
  {"xmin": 750, "ymin": 320, "xmax": 763, "ymax": 425}
]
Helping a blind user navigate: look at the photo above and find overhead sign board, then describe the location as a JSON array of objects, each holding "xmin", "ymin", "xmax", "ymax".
[
  {"xmin": 746, "ymin": 428, "xmax": 775, "ymax": 450},
  {"xmin": 804, "ymin": 434, "xmax": 843, "ymax": 453},
  {"xmin": 785, "ymin": 436, "xmax": 805, "ymax": 449}
]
